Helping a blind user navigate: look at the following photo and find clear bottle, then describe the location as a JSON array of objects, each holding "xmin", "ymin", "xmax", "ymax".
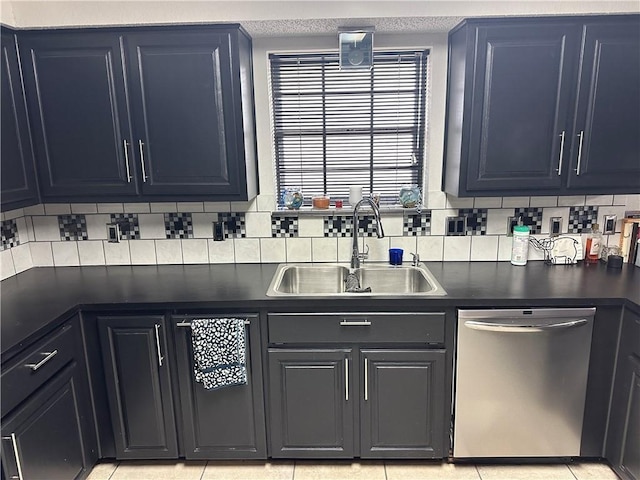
[
  {"xmin": 584, "ymin": 223, "xmax": 603, "ymax": 264},
  {"xmin": 511, "ymin": 223, "xmax": 530, "ymax": 266}
]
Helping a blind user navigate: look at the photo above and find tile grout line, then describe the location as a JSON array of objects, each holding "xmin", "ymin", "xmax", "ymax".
[
  {"xmin": 292, "ymin": 460, "xmax": 296, "ymax": 480},
  {"xmin": 475, "ymin": 464, "xmax": 482, "ymax": 480},
  {"xmin": 198, "ymin": 460, "xmax": 207, "ymax": 480},
  {"xmin": 106, "ymin": 461, "xmax": 119, "ymax": 480},
  {"xmin": 566, "ymin": 462, "xmax": 579, "ymax": 480}
]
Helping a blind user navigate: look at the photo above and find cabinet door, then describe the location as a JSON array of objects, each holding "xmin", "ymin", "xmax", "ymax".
[
  {"xmin": 465, "ymin": 24, "xmax": 579, "ymax": 193},
  {"xmin": 173, "ymin": 315, "xmax": 267, "ymax": 459},
  {"xmin": 567, "ymin": 19, "xmax": 640, "ymax": 192},
  {"xmin": 1, "ymin": 30, "xmax": 39, "ymax": 211},
  {"xmin": 20, "ymin": 32, "xmax": 137, "ymax": 199},
  {"xmin": 1, "ymin": 363, "xmax": 94, "ymax": 480},
  {"xmin": 360, "ymin": 349, "xmax": 446, "ymax": 459},
  {"xmin": 98, "ymin": 315, "xmax": 178, "ymax": 459},
  {"xmin": 125, "ymin": 31, "xmax": 242, "ymax": 197},
  {"xmin": 268, "ymin": 349, "xmax": 354, "ymax": 458}
]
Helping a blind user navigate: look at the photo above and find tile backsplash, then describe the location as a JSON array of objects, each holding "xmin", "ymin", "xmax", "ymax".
[{"xmin": 1, "ymin": 194, "xmax": 638, "ymax": 280}]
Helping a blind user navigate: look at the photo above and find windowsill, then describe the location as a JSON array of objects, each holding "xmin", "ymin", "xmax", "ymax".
[{"xmin": 272, "ymin": 205, "xmax": 423, "ymax": 216}]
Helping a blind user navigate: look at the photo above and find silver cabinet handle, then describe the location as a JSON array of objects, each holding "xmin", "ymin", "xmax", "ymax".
[
  {"xmin": 339, "ymin": 319, "xmax": 371, "ymax": 326},
  {"xmin": 575, "ymin": 130, "xmax": 584, "ymax": 175},
  {"xmin": 2, "ymin": 433, "xmax": 25, "ymax": 480},
  {"xmin": 464, "ymin": 318, "xmax": 588, "ymax": 333},
  {"xmin": 364, "ymin": 357, "xmax": 369, "ymax": 401},
  {"xmin": 344, "ymin": 357, "xmax": 349, "ymax": 401},
  {"xmin": 123, "ymin": 140, "xmax": 132, "ymax": 182},
  {"xmin": 154, "ymin": 324, "xmax": 164, "ymax": 367},
  {"xmin": 138, "ymin": 140, "xmax": 148, "ymax": 182},
  {"xmin": 25, "ymin": 350, "xmax": 58, "ymax": 371},
  {"xmin": 556, "ymin": 131, "xmax": 565, "ymax": 175}
]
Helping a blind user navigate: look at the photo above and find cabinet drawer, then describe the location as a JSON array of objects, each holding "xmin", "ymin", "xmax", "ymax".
[
  {"xmin": 268, "ymin": 312, "xmax": 445, "ymax": 345},
  {"xmin": 1, "ymin": 321, "xmax": 78, "ymax": 414}
]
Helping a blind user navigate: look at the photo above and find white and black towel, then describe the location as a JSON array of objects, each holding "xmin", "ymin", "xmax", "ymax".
[{"xmin": 190, "ymin": 318, "xmax": 247, "ymax": 390}]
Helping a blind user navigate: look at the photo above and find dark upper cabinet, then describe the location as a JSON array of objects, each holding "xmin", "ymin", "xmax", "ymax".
[
  {"xmin": 97, "ymin": 315, "xmax": 178, "ymax": 459},
  {"xmin": 1, "ymin": 29, "xmax": 39, "ymax": 211},
  {"xmin": 606, "ymin": 308, "xmax": 640, "ymax": 480},
  {"xmin": 566, "ymin": 21, "xmax": 640, "ymax": 190},
  {"xmin": 19, "ymin": 31, "xmax": 138, "ymax": 199},
  {"xmin": 18, "ymin": 25, "xmax": 258, "ymax": 203},
  {"xmin": 360, "ymin": 349, "xmax": 445, "ymax": 459},
  {"xmin": 443, "ymin": 15, "xmax": 640, "ymax": 197},
  {"xmin": 172, "ymin": 314, "xmax": 267, "ymax": 459}
]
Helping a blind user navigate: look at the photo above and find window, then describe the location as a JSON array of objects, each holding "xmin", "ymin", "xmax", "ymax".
[{"xmin": 270, "ymin": 50, "xmax": 429, "ymax": 206}]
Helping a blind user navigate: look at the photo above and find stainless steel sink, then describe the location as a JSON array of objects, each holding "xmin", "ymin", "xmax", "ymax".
[{"xmin": 266, "ymin": 263, "xmax": 447, "ymax": 297}]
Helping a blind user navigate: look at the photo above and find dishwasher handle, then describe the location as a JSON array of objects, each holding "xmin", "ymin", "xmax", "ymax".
[{"xmin": 464, "ymin": 318, "xmax": 588, "ymax": 333}]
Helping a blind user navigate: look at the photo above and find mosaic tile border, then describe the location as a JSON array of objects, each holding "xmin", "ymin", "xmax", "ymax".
[
  {"xmin": 111, "ymin": 213, "xmax": 141, "ymax": 240},
  {"xmin": 164, "ymin": 213, "xmax": 194, "ymax": 239},
  {"xmin": 569, "ymin": 206, "xmax": 599, "ymax": 234},
  {"xmin": 459, "ymin": 208, "xmax": 487, "ymax": 236},
  {"xmin": 272, "ymin": 216, "xmax": 298, "ymax": 238},
  {"xmin": 219, "ymin": 212, "xmax": 246, "ymax": 238},
  {"xmin": 403, "ymin": 211, "xmax": 431, "ymax": 236},
  {"xmin": 58, "ymin": 214, "xmax": 88, "ymax": 241},
  {"xmin": 515, "ymin": 207, "xmax": 543, "ymax": 235},
  {"xmin": 1, "ymin": 219, "xmax": 19, "ymax": 250}
]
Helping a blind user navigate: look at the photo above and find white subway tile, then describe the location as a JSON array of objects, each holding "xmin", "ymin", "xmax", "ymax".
[
  {"xmin": 389, "ymin": 236, "xmax": 417, "ymax": 258},
  {"xmin": 470, "ymin": 236, "xmax": 499, "ymax": 261},
  {"xmin": 123, "ymin": 202, "xmax": 151, "ymax": 213},
  {"xmin": 473, "ymin": 197, "xmax": 502, "ymax": 208},
  {"xmin": 0, "ymin": 249, "xmax": 16, "ymax": 280},
  {"xmin": 363, "ymin": 236, "xmax": 390, "ymax": 262},
  {"xmin": 558, "ymin": 195, "xmax": 586, "ymax": 207},
  {"xmin": 443, "ymin": 236, "xmax": 471, "ymax": 261},
  {"xmin": 286, "ymin": 237, "xmax": 312, "ymax": 262},
  {"xmin": 23, "ymin": 204, "xmax": 45, "ymax": 215},
  {"xmin": 257, "ymin": 194, "xmax": 276, "ymax": 212},
  {"xmin": 622, "ymin": 194, "xmax": 640, "ymax": 211},
  {"xmin": 502, "ymin": 196, "xmax": 530, "ymax": 208},
  {"xmin": 311, "ymin": 237, "xmax": 338, "ymax": 262},
  {"xmin": 97, "ymin": 203, "xmax": 124, "ymax": 213},
  {"xmin": 208, "ymin": 239, "xmax": 235, "ymax": 263},
  {"xmin": 586, "ymin": 195, "xmax": 614, "ymax": 206},
  {"xmin": 150, "ymin": 202, "xmax": 177, "ymax": 213},
  {"xmin": 528, "ymin": 234, "xmax": 547, "ymax": 261},
  {"xmin": 103, "ymin": 240, "xmax": 131, "ymax": 265},
  {"xmin": 416, "ymin": 236, "xmax": 444, "ymax": 261},
  {"xmin": 426, "ymin": 191, "xmax": 446, "ymax": 209},
  {"xmin": 234, "ymin": 238, "xmax": 261, "ymax": 263},
  {"xmin": 446, "ymin": 195, "xmax": 474, "ymax": 209},
  {"xmin": 245, "ymin": 212, "xmax": 272, "ymax": 238},
  {"xmin": 606, "ymin": 233, "xmax": 621, "ymax": 248},
  {"xmin": 3, "ymin": 207, "xmax": 24, "ymax": 220},
  {"xmin": 430, "ymin": 209, "xmax": 457, "ymax": 236},
  {"xmin": 231, "ymin": 199, "xmax": 257, "ymax": 212},
  {"xmin": 51, "ymin": 242, "xmax": 80, "ymax": 266},
  {"xmin": 191, "ymin": 213, "xmax": 219, "ymax": 239},
  {"xmin": 613, "ymin": 195, "xmax": 628, "ymax": 206},
  {"xmin": 177, "ymin": 202, "xmax": 204, "ymax": 213},
  {"xmin": 298, "ymin": 216, "xmax": 324, "ymax": 237},
  {"xmin": 129, "ymin": 240, "xmax": 157, "ymax": 265},
  {"xmin": 25, "ymin": 217, "xmax": 35, "ymax": 242},
  {"xmin": 182, "ymin": 239, "xmax": 209, "ymax": 264},
  {"xmin": 44, "ymin": 204, "xmax": 71, "ymax": 215},
  {"xmin": 529, "ymin": 196, "xmax": 558, "ymax": 207},
  {"xmin": 154, "ymin": 239, "xmax": 182, "ymax": 264},
  {"xmin": 10, "ymin": 244, "xmax": 32, "ymax": 273},
  {"xmin": 486, "ymin": 209, "xmax": 514, "ymax": 235},
  {"xmin": 85, "ymin": 214, "xmax": 111, "ymax": 240},
  {"xmin": 204, "ymin": 201, "xmax": 231, "ymax": 212},
  {"xmin": 77, "ymin": 241, "xmax": 106, "ymax": 266},
  {"xmin": 71, "ymin": 203, "xmax": 98, "ymax": 214},
  {"xmin": 337, "ymin": 237, "xmax": 352, "ymax": 263},
  {"xmin": 30, "ymin": 242, "xmax": 54, "ymax": 266},
  {"xmin": 16, "ymin": 217, "xmax": 28, "ymax": 244},
  {"xmin": 382, "ymin": 214, "xmax": 404, "ymax": 237},
  {"xmin": 138, "ymin": 214, "xmax": 167, "ymax": 239},
  {"xmin": 498, "ymin": 236, "xmax": 513, "ymax": 261},
  {"xmin": 32, "ymin": 216, "xmax": 61, "ymax": 241},
  {"xmin": 260, "ymin": 238, "xmax": 287, "ymax": 263}
]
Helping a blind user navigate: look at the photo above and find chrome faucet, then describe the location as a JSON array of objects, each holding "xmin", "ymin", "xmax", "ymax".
[{"xmin": 351, "ymin": 197, "xmax": 384, "ymax": 269}]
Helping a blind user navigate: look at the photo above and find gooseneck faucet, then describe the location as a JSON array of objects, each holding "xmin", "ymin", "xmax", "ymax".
[{"xmin": 351, "ymin": 197, "xmax": 385, "ymax": 269}]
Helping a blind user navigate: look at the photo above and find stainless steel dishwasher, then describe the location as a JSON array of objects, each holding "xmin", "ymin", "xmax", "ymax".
[{"xmin": 453, "ymin": 307, "xmax": 595, "ymax": 458}]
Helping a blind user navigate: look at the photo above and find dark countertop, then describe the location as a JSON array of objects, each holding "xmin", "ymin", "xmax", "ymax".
[{"xmin": 2, "ymin": 261, "xmax": 639, "ymax": 362}]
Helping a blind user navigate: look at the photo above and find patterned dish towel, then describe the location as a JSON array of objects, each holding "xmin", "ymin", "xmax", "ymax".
[{"xmin": 190, "ymin": 318, "xmax": 247, "ymax": 390}]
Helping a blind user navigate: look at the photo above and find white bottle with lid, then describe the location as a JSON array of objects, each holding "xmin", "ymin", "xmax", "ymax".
[{"xmin": 511, "ymin": 224, "xmax": 530, "ymax": 266}]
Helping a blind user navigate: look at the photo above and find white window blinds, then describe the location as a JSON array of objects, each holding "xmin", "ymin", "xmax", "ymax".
[{"xmin": 270, "ymin": 50, "xmax": 429, "ymax": 205}]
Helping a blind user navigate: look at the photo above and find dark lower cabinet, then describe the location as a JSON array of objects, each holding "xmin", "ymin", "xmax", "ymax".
[
  {"xmin": 268, "ymin": 349, "xmax": 354, "ymax": 458},
  {"xmin": 606, "ymin": 308, "xmax": 640, "ymax": 480},
  {"xmin": 1, "ymin": 29, "xmax": 39, "ymax": 211},
  {"xmin": 360, "ymin": 349, "xmax": 445, "ymax": 458},
  {"xmin": 172, "ymin": 314, "xmax": 267, "ymax": 459},
  {"xmin": 97, "ymin": 315, "xmax": 178, "ymax": 459}
]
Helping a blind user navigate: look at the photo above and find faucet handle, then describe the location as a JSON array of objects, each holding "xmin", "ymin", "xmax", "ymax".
[
  {"xmin": 410, "ymin": 252, "xmax": 420, "ymax": 266},
  {"xmin": 358, "ymin": 244, "xmax": 370, "ymax": 262}
]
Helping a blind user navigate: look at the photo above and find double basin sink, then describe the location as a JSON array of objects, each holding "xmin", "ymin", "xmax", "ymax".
[{"xmin": 266, "ymin": 262, "xmax": 447, "ymax": 297}]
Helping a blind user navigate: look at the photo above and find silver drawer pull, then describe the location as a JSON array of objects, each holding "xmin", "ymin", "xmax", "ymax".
[
  {"xmin": 25, "ymin": 350, "xmax": 58, "ymax": 371},
  {"xmin": 339, "ymin": 320, "xmax": 371, "ymax": 326},
  {"xmin": 344, "ymin": 357, "xmax": 349, "ymax": 401}
]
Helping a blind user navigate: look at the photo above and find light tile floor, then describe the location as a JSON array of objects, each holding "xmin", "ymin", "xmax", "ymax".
[{"xmin": 86, "ymin": 460, "xmax": 620, "ymax": 480}]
